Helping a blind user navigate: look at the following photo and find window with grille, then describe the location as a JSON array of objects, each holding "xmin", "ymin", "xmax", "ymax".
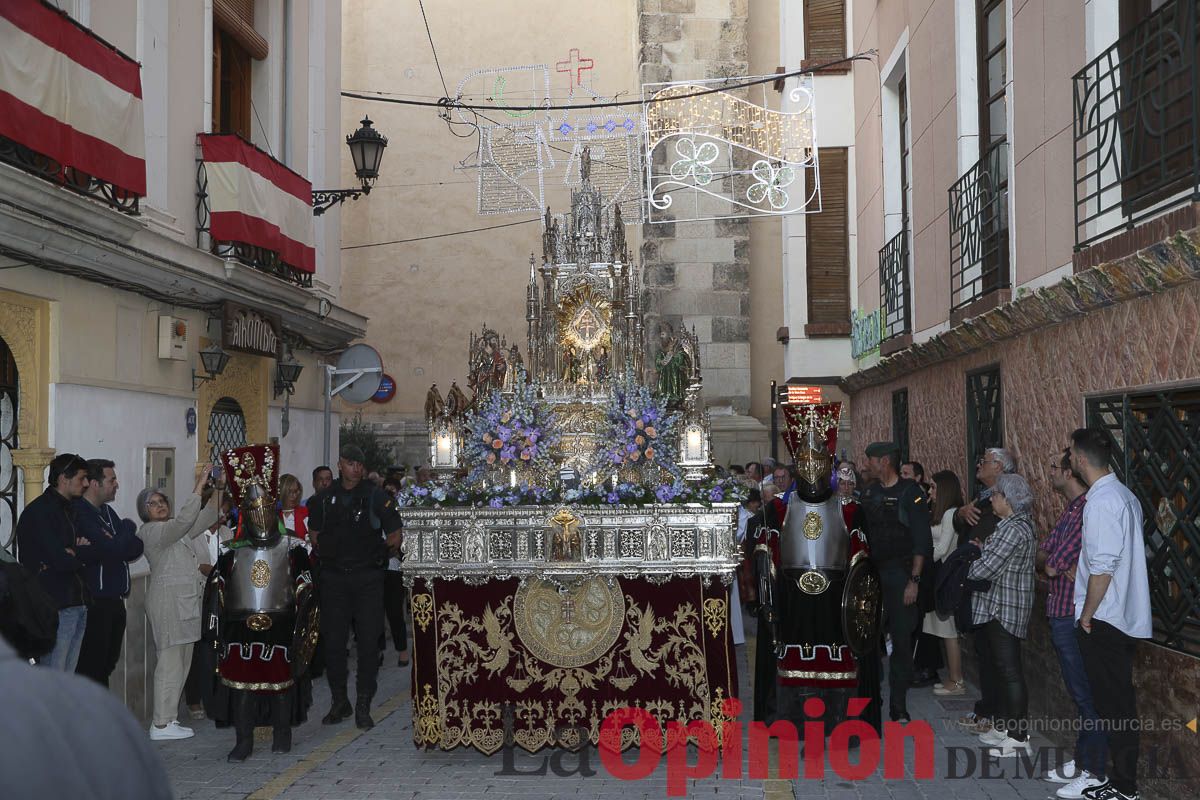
[
  {"xmin": 208, "ymin": 396, "xmax": 247, "ymax": 461},
  {"xmin": 0, "ymin": 337, "xmax": 18, "ymax": 555},
  {"xmin": 1087, "ymin": 387, "xmax": 1200, "ymax": 656},
  {"xmin": 966, "ymin": 366, "xmax": 1003, "ymax": 496},
  {"xmin": 892, "ymin": 388, "xmax": 910, "ymax": 464}
]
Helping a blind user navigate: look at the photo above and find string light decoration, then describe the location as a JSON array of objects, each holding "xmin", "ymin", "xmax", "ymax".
[{"xmin": 642, "ymin": 75, "xmax": 820, "ymax": 222}]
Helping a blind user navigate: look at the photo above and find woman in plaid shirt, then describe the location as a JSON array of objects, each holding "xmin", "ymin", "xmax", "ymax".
[{"xmin": 967, "ymin": 472, "xmax": 1036, "ymax": 758}]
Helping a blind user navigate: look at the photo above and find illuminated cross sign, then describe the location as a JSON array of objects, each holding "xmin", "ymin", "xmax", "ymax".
[{"xmin": 556, "ymin": 48, "xmax": 594, "ymax": 91}]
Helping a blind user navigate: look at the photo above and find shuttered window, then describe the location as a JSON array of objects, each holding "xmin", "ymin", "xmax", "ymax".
[
  {"xmin": 214, "ymin": 0, "xmax": 269, "ymax": 60},
  {"xmin": 805, "ymin": 0, "xmax": 846, "ymax": 64},
  {"xmin": 806, "ymin": 147, "xmax": 850, "ymax": 328}
]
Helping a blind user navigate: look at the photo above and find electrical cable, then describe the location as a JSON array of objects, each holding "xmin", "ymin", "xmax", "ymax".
[
  {"xmin": 417, "ymin": 0, "xmax": 450, "ymax": 97},
  {"xmin": 340, "ymin": 217, "xmax": 539, "ymax": 250},
  {"xmin": 342, "ymin": 54, "xmax": 872, "ymax": 112}
]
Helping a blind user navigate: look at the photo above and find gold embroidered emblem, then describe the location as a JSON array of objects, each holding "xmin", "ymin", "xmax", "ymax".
[
  {"xmin": 411, "ymin": 593, "xmax": 434, "ymax": 633},
  {"xmin": 702, "ymin": 597, "xmax": 727, "ymax": 638},
  {"xmin": 512, "ymin": 577, "xmax": 624, "ymax": 667},
  {"xmin": 246, "ymin": 613, "xmax": 272, "ymax": 631},
  {"xmin": 797, "ymin": 570, "xmax": 829, "ymax": 595},
  {"xmin": 250, "ymin": 558, "xmax": 270, "ymax": 588},
  {"xmin": 803, "ymin": 511, "xmax": 823, "ymax": 540}
]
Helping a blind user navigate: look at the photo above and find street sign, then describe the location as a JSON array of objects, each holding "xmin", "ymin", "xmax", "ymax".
[{"xmin": 371, "ymin": 373, "xmax": 397, "ymax": 403}]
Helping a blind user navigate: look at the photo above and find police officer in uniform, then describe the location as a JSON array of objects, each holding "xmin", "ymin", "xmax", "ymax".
[
  {"xmin": 860, "ymin": 441, "xmax": 933, "ymax": 723},
  {"xmin": 307, "ymin": 444, "xmax": 403, "ymax": 730}
]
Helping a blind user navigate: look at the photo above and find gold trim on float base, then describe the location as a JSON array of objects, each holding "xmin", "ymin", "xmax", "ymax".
[{"xmin": 246, "ymin": 613, "xmax": 273, "ymax": 631}]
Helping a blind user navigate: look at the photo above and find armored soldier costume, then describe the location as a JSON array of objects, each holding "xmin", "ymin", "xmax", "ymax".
[
  {"xmin": 203, "ymin": 445, "xmax": 317, "ymax": 762},
  {"xmin": 306, "ymin": 444, "xmax": 403, "ymax": 730},
  {"xmin": 859, "ymin": 441, "xmax": 933, "ymax": 722},
  {"xmin": 755, "ymin": 403, "xmax": 883, "ymax": 733}
]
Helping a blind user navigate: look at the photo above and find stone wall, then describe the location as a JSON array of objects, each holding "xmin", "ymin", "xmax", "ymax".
[
  {"xmin": 639, "ymin": 0, "xmax": 753, "ymax": 414},
  {"xmin": 850, "ymin": 273, "xmax": 1200, "ymax": 798}
]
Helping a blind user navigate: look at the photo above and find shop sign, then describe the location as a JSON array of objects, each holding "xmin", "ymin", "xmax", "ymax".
[
  {"xmin": 850, "ymin": 308, "xmax": 882, "ymax": 360},
  {"xmin": 222, "ymin": 301, "xmax": 282, "ymax": 358}
]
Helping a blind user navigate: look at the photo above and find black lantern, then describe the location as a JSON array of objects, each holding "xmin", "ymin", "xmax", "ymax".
[
  {"xmin": 312, "ymin": 118, "xmax": 389, "ymax": 216},
  {"xmin": 192, "ymin": 343, "xmax": 231, "ymax": 390},
  {"xmin": 347, "ymin": 117, "xmax": 387, "ymax": 189},
  {"xmin": 273, "ymin": 354, "xmax": 304, "ymax": 398}
]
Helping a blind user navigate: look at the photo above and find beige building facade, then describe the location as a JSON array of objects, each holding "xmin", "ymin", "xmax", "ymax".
[
  {"xmin": 1, "ymin": 0, "xmax": 365, "ymax": 721},
  {"xmin": 339, "ymin": 0, "xmax": 824, "ymax": 468},
  {"xmin": 844, "ymin": 1, "xmax": 1200, "ymax": 793}
]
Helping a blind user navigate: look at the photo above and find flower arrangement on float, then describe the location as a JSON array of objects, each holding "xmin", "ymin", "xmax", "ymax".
[
  {"xmin": 603, "ymin": 379, "xmax": 681, "ymax": 482},
  {"xmin": 461, "ymin": 370, "xmax": 558, "ymax": 485},
  {"xmin": 394, "ymin": 475, "xmax": 747, "ymax": 510}
]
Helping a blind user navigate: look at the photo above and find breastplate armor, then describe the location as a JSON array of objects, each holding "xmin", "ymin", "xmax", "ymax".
[
  {"xmin": 780, "ymin": 494, "xmax": 849, "ymax": 573},
  {"xmin": 225, "ymin": 537, "xmax": 296, "ymax": 617}
]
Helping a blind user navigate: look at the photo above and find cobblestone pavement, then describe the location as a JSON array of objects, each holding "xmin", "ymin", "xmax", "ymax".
[{"xmin": 158, "ymin": 631, "xmax": 1074, "ymax": 800}]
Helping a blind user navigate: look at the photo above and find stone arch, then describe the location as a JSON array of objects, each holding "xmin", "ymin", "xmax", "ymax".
[{"xmin": 0, "ymin": 289, "xmax": 51, "ymax": 451}]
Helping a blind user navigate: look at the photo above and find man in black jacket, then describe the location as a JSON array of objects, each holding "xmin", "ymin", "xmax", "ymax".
[
  {"xmin": 15, "ymin": 453, "xmax": 97, "ymax": 670},
  {"xmin": 74, "ymin": 459, "xmax": 144, "ymax": 686}
]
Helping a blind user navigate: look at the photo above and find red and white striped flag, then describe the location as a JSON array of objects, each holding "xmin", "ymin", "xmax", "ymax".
[
  {"xmin": 0, "ymin": 0, "xmax": 145, "ymax": 197},
  {"xmin": 199, "ymin": 134, "xmax": 316, "ymax": 275}
]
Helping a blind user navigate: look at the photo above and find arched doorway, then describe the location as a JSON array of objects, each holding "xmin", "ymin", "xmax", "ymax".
[
  {"xmin": 0, "ymin": 336, "xmax": 17, "ymax": 554},
  {"xmin": 208, "ymin": 396, "xmax": 247, "ymax": 460}
]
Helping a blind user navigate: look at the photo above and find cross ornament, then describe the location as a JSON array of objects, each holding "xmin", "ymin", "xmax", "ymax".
[
  {"xmin": 556, "ymin": 48, "xmax": 594, "ymax": 91},
  {"xmin": 559, "ymin": 592, "xmax": 576, "ymax": 624}
]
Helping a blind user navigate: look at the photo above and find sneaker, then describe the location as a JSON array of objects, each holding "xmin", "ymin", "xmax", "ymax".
[
  {"xmin": 149, "ymin": 721, "xmax": 194, "ymax": 741},
  {"xmin": 1046, "ymin": 760, "xmax": 1080, "ymax": 783},
  {"xmin": 978, "ymin": 727, "xmax": 1008, "ymax": 746},
  {"xmin": 933, "ymin": 680, "xmax": 966, "ymax": 696},
  {"xmin": 1057, "ymin": 773, "xmax": 1106, "ymax": 799},
  {"xmin": 987, "ymin": 736, "xmax": 1033, "ymax": 758},
  {"xmin": 1082, "ymin": 782, "xmax": 1139, "ymax": 800},
  {"xmin": 955, "ymin": 712, "xmax": 981, "ymax": 729}
]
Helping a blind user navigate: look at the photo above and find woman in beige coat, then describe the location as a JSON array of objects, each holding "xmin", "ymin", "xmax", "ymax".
[{"xmin": 137, "ymin": 466, "xmax": 221, "ymax": 741}]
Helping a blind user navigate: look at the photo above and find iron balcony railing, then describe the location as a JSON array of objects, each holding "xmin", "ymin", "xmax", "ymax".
[
  {"xmin": 949, "ymin": 141, "xmax": 1009, "ymax": 312},
  {"xmin": 0, "ymin": 135, "xmax": 140, "ymax": 216},
  {"xmin": 1073, "ymin": 0, "xmax": 1200, "ymax": 250},
  {"xmin": 879, "ymin": 228, "xmax": 911, "ymax": 341}
]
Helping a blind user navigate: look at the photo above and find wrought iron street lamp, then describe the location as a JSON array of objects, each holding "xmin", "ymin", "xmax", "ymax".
[
  {"xmin": 312, "ymin": 118, "xmax": 388, "ymax": 216},
  {"xmin": 192, "ymin": 343, "xmax": 232, "ymax": 390},
  {"xmin": 273, "ymin": 353, "xmax": 304, "ymax": 398}
]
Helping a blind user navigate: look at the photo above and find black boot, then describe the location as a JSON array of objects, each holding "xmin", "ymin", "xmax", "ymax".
[
  {"xmin": 271, "ymin": 692, "xmax": 293, "ymax": 753},
  {"xmin": 322, "ymin": 689, "xmax": 352, "ymax": 725},
  {"xmin": 227, "ymin": 692, "xmax": 255, "ymax": 763},
  {"xmin": 355, "ymin": 696, "xmax": 374, "ymax": 730}
]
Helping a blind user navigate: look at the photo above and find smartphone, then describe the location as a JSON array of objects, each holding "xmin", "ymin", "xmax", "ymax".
[{"xmin": 209, "ymin": 464, "xmax": 222, "ymax": 481}]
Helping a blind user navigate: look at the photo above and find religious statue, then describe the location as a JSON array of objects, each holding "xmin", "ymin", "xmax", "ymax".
[
  {"xmin": 468, "ymin": 327, "xmax": 508, "ymax": 401},
  {"xmin": 445, "ymin": 381, "xmax": 469, "ymax": 419},
  {"xmin": 424, "ymin": 384, "xmax": 445, "ymax": 421},
  {"xmin": 655, "ymin": 323, "xmax": 690, "ymax": 409},
  {"xmin": 594, "ymin": 346, "xmax": 610, "ymax": 383},
  {"xmin": 502, "ymin": 344, "xmax": 526, "ymax": 393}
]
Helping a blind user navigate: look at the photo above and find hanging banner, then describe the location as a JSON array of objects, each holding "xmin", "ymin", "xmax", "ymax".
[{"xmin": 0, "ymin": 0, "xmax": 146, "ymax": 196}]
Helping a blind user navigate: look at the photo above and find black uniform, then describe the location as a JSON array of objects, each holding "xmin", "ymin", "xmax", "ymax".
[
  {"xmin": 859, "ymin": 477, "xmax": 933, "ymax": 720},
  {"xmin": 307, "ymin": 479, "xmax": 402, "ymax": 712}
]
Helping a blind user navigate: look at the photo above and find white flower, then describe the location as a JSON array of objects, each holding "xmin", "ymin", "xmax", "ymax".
[
  {"xmin": 669, "ymin": 137, "xmax": 720, "ymax": 187},
  {"xmin": 747, "ymin": 160, "xmax": 796, "ymax": 209}
]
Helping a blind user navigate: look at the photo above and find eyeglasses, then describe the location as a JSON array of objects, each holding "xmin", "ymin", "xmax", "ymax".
[{"xmin": 146, "ymin": 499, "xmax": 169, "ymax": 509}]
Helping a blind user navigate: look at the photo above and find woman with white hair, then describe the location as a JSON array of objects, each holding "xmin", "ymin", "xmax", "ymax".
[
  {"xmin": 966, "ymin": 472, "xmax": 1036, "ymax": 759},
  {"xmin": 136, "ymin": 466, "xmax": 222, "ymax": 741}
]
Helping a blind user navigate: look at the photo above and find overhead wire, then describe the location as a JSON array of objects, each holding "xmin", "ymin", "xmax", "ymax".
[{"xmin": 340, "ymin": 217, "xmax": 539, "ymax": 250}]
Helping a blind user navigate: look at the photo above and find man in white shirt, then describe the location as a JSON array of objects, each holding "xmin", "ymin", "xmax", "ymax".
[{"xmin": 1070, "ymin": 427, "xmax": 1153, "ymax": 800}]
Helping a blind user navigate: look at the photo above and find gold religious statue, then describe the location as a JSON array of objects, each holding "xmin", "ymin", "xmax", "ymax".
[
  {"xmin": 445, "ymin": 381, "xmax": 469, "ymax": 419},
  {"xmin": 468, "ymin": 326, "xmax": 508, "ymax": 401},
  {"xmin": 549, "ymin": 508, "xmax": 582, "ymax": 561},
  {"xmin": 424, "ymin": 384, "xmax": 445, "ymax": 421}
]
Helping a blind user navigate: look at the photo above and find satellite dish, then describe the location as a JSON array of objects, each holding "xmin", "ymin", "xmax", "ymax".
[{"xmin": 331, "ymin": 344, "xmax": 384, "ymax": 404}]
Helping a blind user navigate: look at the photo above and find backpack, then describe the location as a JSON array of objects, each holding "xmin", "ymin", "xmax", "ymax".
[{"xmin": 0, "ymin": 556, "xmax": 60, "ymax": 660}]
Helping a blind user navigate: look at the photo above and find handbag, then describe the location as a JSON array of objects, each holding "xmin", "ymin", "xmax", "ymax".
[
  {"xmin": 917, "ymin": 558, "xmax": 940, "ymax": 614},
  {"xmin": 0, "ymin": 559, "xmax": 60, "ymax": 659}
]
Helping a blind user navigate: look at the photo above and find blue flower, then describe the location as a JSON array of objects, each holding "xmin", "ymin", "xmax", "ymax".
[
  {"xmin": 605, "ymin": 491, "xmax": 620, "ymax": 504},
  {"xmin": 708, "ymin": 486, "xmax": 725, "ymax": 502},
  {"xmin": 655, "ymin": 484, "xmax": 676, "ymax": 503},
  {"xmin": 431, "ymin": 487, "xmax": 447, "ymax": 502},
  {"xmin": 488, "ymin": 496, "xmax": 505, "ymax": 509},
  {"xmin": 413, "ymin": 486, "xmax": 430, "ymax": 497},
  {"xmin": 564, "ymin": 488, "xmax": 583, "ymax": 502}
]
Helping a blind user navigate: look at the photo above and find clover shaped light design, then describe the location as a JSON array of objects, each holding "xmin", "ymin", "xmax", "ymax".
[
  {"xmin": 747, "ymin": 160, "xmax": 797, "ymax": 210},
  {"xmin": 669, "ymin": 137, "xmax": 720, "ymax": 187}
]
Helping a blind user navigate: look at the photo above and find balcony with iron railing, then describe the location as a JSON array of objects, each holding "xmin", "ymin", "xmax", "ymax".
[
  {"xmin": 1072, "ymin": 0, "xmax": 1200, "ymax": 269},
  {"xmin": 878, "ymin": 228, "xmax": 911, "ymax": 354},
  {"xmin": 948, "ymin": 141, "xmax": 1009, "ymax": 322}
]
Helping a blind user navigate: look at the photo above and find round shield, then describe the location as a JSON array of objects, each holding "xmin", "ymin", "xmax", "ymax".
[{"xmin": 841, "ymin": 556, "xmax": 883, "ymax": 656}]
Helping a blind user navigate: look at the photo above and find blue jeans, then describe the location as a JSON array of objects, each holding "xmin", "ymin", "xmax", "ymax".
[
  {"xmin": 42, "ymin": 605, "xmax": 88, "ymax": 671},
  {"xmin": 1049, "ymin": 615, "xmax": 1106, "ymax": 776}
]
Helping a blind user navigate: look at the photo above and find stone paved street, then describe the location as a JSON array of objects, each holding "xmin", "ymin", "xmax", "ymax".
[{"xmin": 157, "ymin": 627, "xmax": 1076, "ymax": 800}]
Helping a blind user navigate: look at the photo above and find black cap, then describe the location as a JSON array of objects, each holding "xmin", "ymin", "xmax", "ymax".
[
  {"xmin": 865, "ymin": 441, "xmax": 900, "ymax": 458},
  {"xmin": 339, "ymin": 444, "xmax": 366, "ymax": 464}
]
